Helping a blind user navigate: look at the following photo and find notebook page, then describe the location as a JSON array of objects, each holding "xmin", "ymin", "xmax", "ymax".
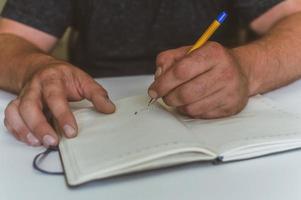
[
  {"xmin": 172, "ymin": 95, "xmax": 301, "ymax": 157},
  {"xmin": 59, "ymin": 96, "xmax": 215, "ymax": 185}
]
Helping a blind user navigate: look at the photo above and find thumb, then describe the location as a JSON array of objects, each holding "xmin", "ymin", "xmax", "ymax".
[{"xmin": 81, "ymin": 78, "xmax": 116, "ymax": 114}]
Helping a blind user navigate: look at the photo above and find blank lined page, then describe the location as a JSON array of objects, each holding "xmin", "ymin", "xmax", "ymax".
[
  {"xmin": 175, "ymin": 95, "xmax": 301, "ymax": 155},
  {"xmin": 59, "ymin": 96, "xmax": 205, "ymax": 185}
]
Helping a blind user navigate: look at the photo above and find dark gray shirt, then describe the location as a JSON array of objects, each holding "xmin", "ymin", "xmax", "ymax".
[{"xmin": 1, "ymin": 0, "xmax": 282, "ymax": 77}]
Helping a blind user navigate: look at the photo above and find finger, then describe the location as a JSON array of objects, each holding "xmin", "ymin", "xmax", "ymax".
[
  {"xmin": 200, "ymin": 94, "xmax": 248, "ymax": 119},
  {"xmin": 82, "ymin": 79, "xmax": 115, "ymax": 114},
  {"xmin": 19, "ymin": 86, "xmax": 58, "ymax": 147},
  {"xmin": 177, "ymin": 88, "xmax": 226, "ymax": 118},
  {"xmin": 42, "ymin": 77, "xmax": 77, "ymax": 138},
  {"xmin": 4, "ymin": 99, "xmax": 41, "ymax": 146},
  {"xmin": 149, "ymin": 44, "xmax": 219, "ymax": 99},
  {"xmin": 155, "ymin": 46, "xmax": 191, "ymax": 79},
  {"xmin": 196, "ymin": 108, "xmax": 231, "ymax": 119},
  {"xmin": 163, "ymin": 67, "xmax": 224, "ymax": 107}
]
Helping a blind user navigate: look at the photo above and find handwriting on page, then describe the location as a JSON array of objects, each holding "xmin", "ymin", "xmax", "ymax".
[
  {"xmin": 134, "ymin": 107, "xmax": 151, "ymax": 115},
  {"xmin": 133, "ymin": 104, "xmax": 159, "ymax": 116}
]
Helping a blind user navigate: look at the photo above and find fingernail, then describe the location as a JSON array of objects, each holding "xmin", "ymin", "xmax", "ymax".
[
  {"xmin": 106, "ymin": 98, "xmax": 114, "ymax": 104},
  {"xmin": 104, "ymin": 94, "xmax": 114, "ymax": 104},
  {"xmin": 155, "ymin": 67, "xmax": 162, "ymax": 78},
  {"xmin": 63, "ymin": 124, "xmax": 76, "ymax": 138},
  {"xmin": 43, "ymin": 135, "xmax": 56, "ymax": 147},
  {"xmin": 148, "ymin": 90, "xmax": 158, "ymax": 99},
  {"xmin": 26, "ymin": 133, "xmax": 40, "ymax": 146}
]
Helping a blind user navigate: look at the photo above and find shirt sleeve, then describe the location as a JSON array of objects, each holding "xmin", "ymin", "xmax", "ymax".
[
  {"xmin": 233, "ymin": 0, "xmax": 284, "ymax": 24},
  {"xmin": 0, "ymin": 0, "xmax": 73, "ymax": 38}
]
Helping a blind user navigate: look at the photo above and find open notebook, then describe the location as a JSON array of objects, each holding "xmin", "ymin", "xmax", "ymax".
[{"xmin": 58, "ymin": 95, "xmax": 301, "ymax": 186}]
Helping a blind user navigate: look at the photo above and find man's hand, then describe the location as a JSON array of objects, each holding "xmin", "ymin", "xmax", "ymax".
[
  {"xmin": 4, "ymin": 62, "xmax": 115, "ymax": 147},
  {"xmin": 148, "ymin": 42, "xmax": 249, "ymax": 119}
]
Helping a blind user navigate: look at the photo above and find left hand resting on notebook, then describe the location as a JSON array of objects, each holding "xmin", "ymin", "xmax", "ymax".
[{"xmin": 148, "ymin": 42, "xmax": 249, "ymax": 119}]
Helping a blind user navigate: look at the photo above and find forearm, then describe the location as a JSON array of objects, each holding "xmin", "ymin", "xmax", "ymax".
[
  {"xmin": 0, "ymin": 33, "xmax": 56, "ymax": 93},
  {"xmin": 232, "ymin": 12, "xmax": 301, "ymax": 96}
]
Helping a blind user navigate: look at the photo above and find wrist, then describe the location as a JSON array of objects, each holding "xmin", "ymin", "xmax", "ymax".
[{"xmin": 230, "ymin": 43, "xmax": 270, "ymax": 96}]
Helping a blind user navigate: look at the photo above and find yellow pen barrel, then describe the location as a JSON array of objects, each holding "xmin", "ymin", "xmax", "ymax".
[{"xmin": 188, "ymin": 20, "xmax": 221, "ymax": 54}]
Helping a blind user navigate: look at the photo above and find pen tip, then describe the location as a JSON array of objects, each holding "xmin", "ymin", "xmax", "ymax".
[{"xmin": 148, "ymin": 98, "xmax": 154, "ymax": 106}]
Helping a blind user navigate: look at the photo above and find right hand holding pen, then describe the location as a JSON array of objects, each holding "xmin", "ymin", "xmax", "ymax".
[{"xmin": 4, "ymin": 62, "xmax": 115, "ymax": 147}]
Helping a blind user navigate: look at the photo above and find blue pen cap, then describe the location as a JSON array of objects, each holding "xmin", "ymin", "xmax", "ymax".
[{"xmin": 216, "ymin": 11, "xmax": 228, "ymax": 23}]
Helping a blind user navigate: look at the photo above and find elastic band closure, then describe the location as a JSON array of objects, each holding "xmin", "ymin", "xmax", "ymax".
[{"xmin": 33, "ymin": 146, "xmax": 64, "ymax": 175}]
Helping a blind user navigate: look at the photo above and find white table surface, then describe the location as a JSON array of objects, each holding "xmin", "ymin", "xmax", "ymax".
[{"xmin": 1, "ymin": 75, "xmax": 301, "ymax": 200}]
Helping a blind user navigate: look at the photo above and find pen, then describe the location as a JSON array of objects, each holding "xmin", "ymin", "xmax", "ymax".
[
  {"xmin": 148, "ymin": 11, "xmax": 228, "ymax": 106},
  {"xmin": 187, "ymin": 11, "xmax": 228, "ymax": 54}
]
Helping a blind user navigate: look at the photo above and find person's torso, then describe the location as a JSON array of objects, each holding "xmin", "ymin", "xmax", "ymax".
[{"xmin": 69, "ymin": 0, "xmax": 241, "ymax": 77}]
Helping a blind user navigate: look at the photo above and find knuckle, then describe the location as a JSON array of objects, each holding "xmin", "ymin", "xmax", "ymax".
[
  {"xmin": 208, "ymin": 41, "xmax": 222, "ymax": 49},
  {"xmin": 56, "ymin": 64, "xmax": 72, "ymax": 72},
  {"xmin": 173, "ymin": 60, "xmax": 191, "ymax": 80},
  {"xmin": 207, "ymin": 42, "xmax": 227, "ymax": 58},
  {"xmin": 156, "ymin": 51, "xmax": 170, "ymax": 66},
  {"xmin": 220, "ymin": 99, "xmax": 240, "ymax": 116},
  {"xmin": 15, "ymin": 127, "xmax": 29, "ymax": 139},
  {"xmin": 226, "ymin": 90, "xmax": 240, "ymax": 103},
  {"xmin": 44, "ymin": 89, "xmax": 61, "ymax": 102},
  {"xmin": 19, "ymin": 99, "xmax": 32, "ymax": 109},
  {"xmin": 221, "ymin": 107, "xmax": 236, "ymax": 116},
  {"xmin": 30, "ymin": 121, "xmax": 49, "ymax": 137},
  {"xmin": 230, "ymin": 96, "xmax": 247, "ymax": 114},
  {"xmin": 201, "ymin": 112, "xmax": 218, "ymax": 119},
  {"xmin": 38, "ymin": 68, "xmax": 60, "ymax": 79},
  {"xmin": 55, "ymin": 113, "xmax": 70, "ymax": 125},
  {"xmin": 221, "ymin": 67, "xmax": 236, "ymax": 81},
  {"xmin": 185, "ymin": 108, "xmax": 195, "ymax": 116},
  {"xmin": 52, "ymin": 104, "xmax": 67, "ymax": 116},
  {"xmin": 91, "ymin": 88, "xmax": 108, "ymax": 100},
  {"xmin": 207, "ymin": 41, "xmax": 223, "ymax": 52},
  {"xmin": 182, "ymin": 105, "xmax": 198, "ymax": 117},
  {"xmin": 42, "ymin": 84, "xmax": 66, "ymax": 101},
  {"xmin": 36, "ymin": 66, "xmax": 66, "ymax": 82},
  {"xmin": 83, "ymin": 78, "xmax": 103, "ymax": 90},
  {"xmin": 19, "ymin": 99, "xmax": 37, "ymax": 114},
  {"xmin": 177, "ymin": 87, "xmax": 193, "ymax": 104},
  {"xmin": 192, "ymin": 79, "xmax": 207, "ymax": 95}
]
